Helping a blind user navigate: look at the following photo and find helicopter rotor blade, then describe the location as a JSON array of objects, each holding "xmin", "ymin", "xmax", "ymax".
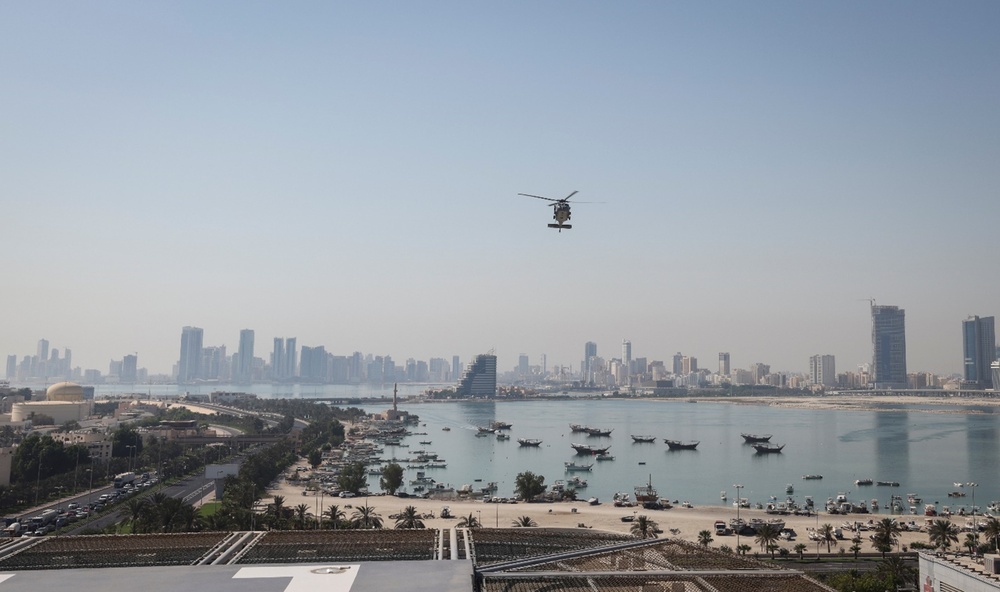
[
  {"xmin": 518, "ymin": 193, "xmax": 559, "ymax": 202},
  {"xmin": 564, "ymin": 190, "xmax": 579, "ymax": 201}
]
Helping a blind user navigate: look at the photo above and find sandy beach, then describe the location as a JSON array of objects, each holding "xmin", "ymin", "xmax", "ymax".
[{"xmin": 266, "ymin": 461, "xmax": 956, "ymax": 555}]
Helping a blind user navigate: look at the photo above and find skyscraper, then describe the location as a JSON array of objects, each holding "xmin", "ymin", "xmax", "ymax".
[
  {"xmin": 963, "ymin": 316, "xmax": 996, "ymax": 388},
  {"xmin": 456, "ymin": 353, "xmax": 497, "ymax": 397},
  {"xmin": 809, "ymin": 354, "xmax": 836, "ymax": 387},
  {"xmin": 718, "ymin": 352, "xmax": 731, "ymax": 377},
  {"xmin": 5, "ymin": 355, "xmax": 16, "ymax": 380},
  {"xmin": 672, "ymin": 353, "xmax": 683, "ymax": 375},
  {"xmin": 178, "ymin": 326, "xmax": 204, "ymax": 384},
  {"xmin": 584, "ymin": 341, "xmax": 597, "ymax": 383},
  {"xmin": 621, "ymin": 340, "xmax": 632, "ymax": 366},
  {"xmin": 121, "ymin": 354, "xmax": 138, "ymax": 383},
  {"xmin": 236, "ymin": 329, "xmax": 255, "ymax": 383},
  {"xmin": 271, "ymin": 337, "xmax": 285, "ymax": 380},
  {"xmin": 871, "ymin": 304, "xmax": 907, "ymax": 388},
  {"xmin": 284, "ymin": 338, "xmax": 297, "ymax": 378}
]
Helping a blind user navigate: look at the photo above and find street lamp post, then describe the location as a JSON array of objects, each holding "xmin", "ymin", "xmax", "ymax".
[
  {"xmin": 733, "ymin": 484, "xmax": 744, "ymax": 552},
  {"xmin": 968, "ymin": 482, "xmax": 979, "ymax": 553},
  {"xmin": 86, "ymin": 468, "xmax": 94, "ymax": 507}
]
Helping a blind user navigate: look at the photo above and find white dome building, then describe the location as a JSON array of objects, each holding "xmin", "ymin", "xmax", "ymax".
[{"xmin": 10, "ymin": 382, "xmax": 91, "ymax": 424}]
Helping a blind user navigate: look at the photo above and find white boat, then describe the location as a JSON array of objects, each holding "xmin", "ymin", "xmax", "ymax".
[
  {"xmin": 720, "ymin": 490, "xmax": 727, "ymax": 501},
  {"xmin": 564, "ymin": 461, "xmax": 593, "ymax": 472}
]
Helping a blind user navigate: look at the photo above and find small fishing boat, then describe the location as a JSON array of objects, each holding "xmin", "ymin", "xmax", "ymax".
[
  {"xmin": 751, "ymin": 443, "xmax": 784, "ymax": 454},
  {"xmin": 564, "ymin": 461, "xmax": 594, "ymax": 472},
  {"xmin": 741, "ymin": 433, "xmax": 772, "ymax": 443},
  {"xmin": 518, "ymin": 438, "xmax": 542, "ymax": 447},
  {"xmin": 664, "ymin": 439, "xmax": 699, "ymax": 450},
  {"xmin": 631, "ymin": 435, "xmax": 656, "ymax": 443}
]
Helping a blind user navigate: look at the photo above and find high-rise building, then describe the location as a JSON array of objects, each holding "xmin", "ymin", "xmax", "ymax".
[
  {"xmin": 236, "ymin": 329, "xmax": 255, "ymax": 383},
  {"xmin": 178, "ymin": 326, "xmax": 204, "ymax": 384},
  {"xmin": 37, "ymin": 339, "xmax": 49, "ymax": 365},
  {"xmin": 963, "ymin": 316, "xmax": 996, "ymax": 388},
  {"xmin": 300, "ymin": 346, "xmax": 328, "ymax": 382},
  {"xmin": 681, "ymin": 356, "xmax": 697, "ymax": 375},
  {"xmin": 672, "ymin": 353, "xmax": 683, "ymax": 375},
  {"xmin": 271, "ymin": 338, "xmax": 285, "ymax": 380},
  {"xmin": 452, "ymin": 356, "xmax": 461, "ymax": 380},
  {"xmin": 992, "ymin": 361, "xmax": 1000, "ymax": 392},
  {"xmin": 809, "ymin": 354, "xmax": 836, "ymax": 387},
  {"xmin": 284, "ymin": 338, "xmax": 297, "ymax": 378},
  {"xmin": 584, "ymin": 342, "xmax": 597, "ymax": 383},
  {"xmin": 871, "ymin": 304, "xmax": 907, "ymax": 388},
  {"xmin": 518, "ymin": 354, "xmax": 530, "ymax": 377},
  {"xmin": 718, "ymin": 352, "xmax": 730, "ymax": 377},
  {"xmin": 121, "ymin": 354, "xmax": 138, "ymax": 383},
  {"xmin": 621, "ymin": 340, "xmax": 632, "ymax": 367},
  {"xmin": 5, "ymin": 355, "xmax": 15, "ymax": 380},
  {"xmin": 456, "ymin": 353, "xmax": 497, "ymax": 397}
]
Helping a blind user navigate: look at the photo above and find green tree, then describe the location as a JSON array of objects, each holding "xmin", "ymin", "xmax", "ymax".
[
  {"xmin": 793, "ymin": 543, "xmax": 807, "ymax": 559},
  {"xmin": 294, "ymin": 504, "xmax": 311, "ymax": 529},
  {"xmin": 269, "ymin": 495, "xmax": 287, "ymax": 529},
  {"xmin": 380, "ymin": 463, "xmax": 404, "ymax": 496},
  {"xmin": 754, "ymin": 523, "xmax": 781, "ymax": 557},
  {"xmin": 513, "ymin": 471, "xmax": 546, "ymax": 502},
  {"xmin": 324, "ymin": 505, "xmax": 346, "ymax": 530},
  {"xmin": 964, "ymin": 533, "xmax": 979, "ymax": 554},
  {"xmin": 307, "ymin": 449, "xmax": 322, "ymax": 468},
  {"xmin": 850, "ymin": 536, "xmax": 863, "ymax": 559},
  {"xmin": 394, "ymin": 505, "xmax": 425, "ymax": 529},
  {"xmin": 697, "ymin": 530, "xmax": 713, "ymax": 547},
  {"xmin": 818, "ymin": 523, "xmax": 838, "ymax": 553},
  {"xmin": 630, "ymin": 515, "xmax": 659, "ymax": 539},
  {"xmin": 927, "ymin": 519, "xmax": 959, "ymax": 551},
  {"xmin": 457, "ymin": 513, "xmax": 480, "ymax": 528},
  {"xmin": 983, "ymin": 516, "xmax": 1000, "ymax": 553},
  {"xmin": 350, "ymin": 502, "xmax": 382, "ymax": 529},
  {"xmin": 512, "ymin": 515, "xmax": 537, "ymax": 527},
  {"xmin": 876, "ymin": 555, "xmax": 917, "ymax": 590},
  {"xmin": 737, "ymin": 544, "xmax": 752, "ymax": 556},
  {"xmin": 870, "ymin": 517, "xmax": 902, "ymax": 557},
  {"xmin": 337, "ymin": 462, "xmax": 368, "ymax": 494}
]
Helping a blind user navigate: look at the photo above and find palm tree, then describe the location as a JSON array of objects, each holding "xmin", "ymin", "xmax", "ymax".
[
  {"xmin": 697, "ymin": 530, "xmax": 713, "ymax": 547},
  {"xmin": 876, "ymin": 555, "xmax": 916, "ymax": 590},
  {"xmin": 984, "ymin": 516, "xmax": 1000, "ymax": 553},
  {"xmin": 457, "ymin": 513, "xmax": 480, "ymax": 528},
  {"xmin": 871, "ymin": 517, "xmax": 903, "ymax": 557},
  {"xmin": 927, "ymin": 519, "xmax": 959, "ymax": 551},
  {"xmin": 964, "ymin": 533, "xmax": 979, "ymax": 554},
  {"xmin": 511, "ymin": 515, "xmax": 537, "ymax": 527},
  {"xmin": 294, "ymin": 504, "xmax": 310, "ymax": 530},
  {"xmin": 124, "ymin": 498, "xmax": 150, "ymax": 534},
  {"xmin": 394, "ymin": 505, "xmax": 425, "ymax": 529},
  {"xmin": 270, "ymin": 495, "xmax": 287, "ymax": 529},
  {"xmin": 350, "ymin": 502, "xmax": 383, "ymax": 529},
  {"xmin": 793, "ymin": 543, "xmax": 808, "ymax": 559},
  {"xmin": 737, "ymin": 544, "xmax": 752, "ymax": 556},
  {"xmin": 324, "ymin": 505, "xmax": 346, "ymax": 530},
  {"xmin": 630, "ymin": 515, "xmax": 658, "ymax": 539},
  {"xmin": 754, "ymin": 523, "xmax": 781, "ymax": 557},
  {"xmin": 818, "ymin": 523, "xmax": 838, "ymax": 553}
]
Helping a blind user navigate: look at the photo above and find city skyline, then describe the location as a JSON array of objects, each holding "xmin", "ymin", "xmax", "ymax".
[
  {"xmin": 5, "ymin": 304, "xmax": 997, "ymax": 384},
  {"xmin": 3, "ymin": 3, "xmax": 998, "ymax": 378}
]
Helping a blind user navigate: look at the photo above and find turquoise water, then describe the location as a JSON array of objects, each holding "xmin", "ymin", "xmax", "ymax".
[{"xmin": 352, "ymin": 398, "xmax": 999, "ymax": 511}]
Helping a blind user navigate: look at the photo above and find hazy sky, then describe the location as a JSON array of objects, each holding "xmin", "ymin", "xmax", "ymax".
[{"xmin": 3, "ymin": 2, "xmax": 998, "ymax": 377}]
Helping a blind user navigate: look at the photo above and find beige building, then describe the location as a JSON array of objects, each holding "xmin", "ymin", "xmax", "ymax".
[{"xmin": 9, "ymin": 382, "xmax": 92, "ymax": 425}]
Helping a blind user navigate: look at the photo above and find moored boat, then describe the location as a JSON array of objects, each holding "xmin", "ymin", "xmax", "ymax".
[
  {"xmin": 802, "ymin": 474, "xmax": 823, "ymax": 480},
  {"xmin": 876, "ymin": 480, "xmax": 900, "ymax": 487},
  {"xmin": 595, "ymin": 453, "xmax": 615, "ymax": 461},
  {"xmin": 571, "ymin": 442, "xmax": 611, "ymax": 455},
  {"xmin": 751, "ymin": 442, "xmax": 784, "ymax": 454},
  {"xmin": 569, "ymin": 424, "xmax": 588, "ymax": 433},
  {"xmin": 664, "ymin": 439, "xmax": 699, "ymax": 450},
  {"xmin": 855, "ymin": 478, "xmax": 874, "ymax": 486},
  {"xmin": 634, "ymin": 475, "xmax": 658, "ymax": 503},
  {"xmin": 517, "ymin": 438, "xmax": 542, "ymax": 447},
  {"xmin": 741, "ymin": 433, "xmax": 772, "ymax": 443},
  {"xmin": 564, "ymin": 461, "xmax": 593, "ymax": 472},
  {"xmin": 584, "ymin": 426, "xmax": 613, "ymax": 437},
  {"xmin": 631, "ymin": 435, "xmax": 656, "ymax": 443}
]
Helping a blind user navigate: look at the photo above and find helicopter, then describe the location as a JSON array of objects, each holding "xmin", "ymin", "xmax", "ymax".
[{"xmin": 518, "ymin": 190, "xmax": 591, "ymax": 232}]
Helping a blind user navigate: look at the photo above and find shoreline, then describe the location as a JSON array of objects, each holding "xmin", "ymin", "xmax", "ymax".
[{"xmin": 267, "ymin": 468, "xmax": 960, "ymax": 555}]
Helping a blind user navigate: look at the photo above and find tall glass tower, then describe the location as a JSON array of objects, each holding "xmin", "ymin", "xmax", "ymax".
[
  {"xmin": 871, "ymin": 305, "xmax": 907, "ymax": 388},
  {"xmin": 963, "ymin": 316, "xmax": 996, "ymax": 388}
]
